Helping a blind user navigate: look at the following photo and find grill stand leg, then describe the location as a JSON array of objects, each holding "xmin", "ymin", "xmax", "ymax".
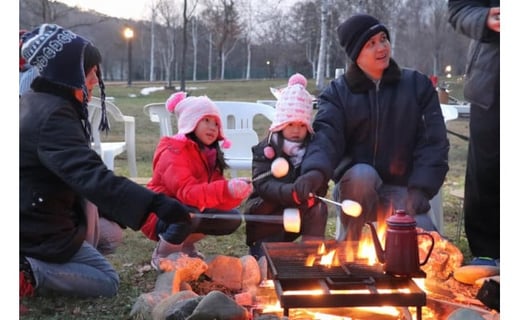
[
  {"xmin": 283, "ymin": 308, "xmax": 288, "ymax": 317},
  {"xmin": 416, "ymin": 306, "xmax": 422, "ymax": 320}
]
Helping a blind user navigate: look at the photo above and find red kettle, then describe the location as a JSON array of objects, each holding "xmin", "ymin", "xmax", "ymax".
[{"xmin": 366, "ymin": 210, "xmax": 435, "ymax": 277}]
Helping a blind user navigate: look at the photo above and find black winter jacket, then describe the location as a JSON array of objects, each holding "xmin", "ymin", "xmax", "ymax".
[
  {"xmin": 301, "ymin": 59, "xmax": 449, "ymax": 199},
  {"xmin": 448, "ymin": 0, "xmax": 500, "ymax": 110},
  {"xmin": 20, "ymin": 79, "xmax": 157, "ymax": 263},
  {"xmin": 244, "ymin": 132, "xmax": 327, "ymax": 245}
]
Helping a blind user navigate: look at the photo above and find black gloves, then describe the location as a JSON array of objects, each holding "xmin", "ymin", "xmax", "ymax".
[
  {"xmin": 405, "ymin": 189, "xmax": 431, "ymax": 215},
  {"xmin": 149, "ymin": 193, "xmax": 191, "ymax": 224},
  {"xmin": 293, "ymin": 170, "xmax": 324, "ymax": 204}
]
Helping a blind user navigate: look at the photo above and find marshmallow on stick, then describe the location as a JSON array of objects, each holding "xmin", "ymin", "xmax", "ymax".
[
  {"xmin": 283, "ymin": 208, "xmax": 301, "ymax": 233},
  {"xmin": 251, "ymin": 157, "xmax": 290, "ymax": 182},
  {"xmin": 311, "ymin": 194, "xmax": 362, "ymax": 217}
]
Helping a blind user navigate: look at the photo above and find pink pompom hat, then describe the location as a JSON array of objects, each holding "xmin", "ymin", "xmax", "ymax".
[
  {"xmin": 269, "ymin": 73, "xmax": 315, "ymax": 134},
  {"xmin": 165, "ymin": 92, "xmax": 231, "ymax": 148}
]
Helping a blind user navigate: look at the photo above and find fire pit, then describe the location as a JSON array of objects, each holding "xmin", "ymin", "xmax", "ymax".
[{"xmin": 262, "ymin": 241, "xmax": 427, "ymax": 319}]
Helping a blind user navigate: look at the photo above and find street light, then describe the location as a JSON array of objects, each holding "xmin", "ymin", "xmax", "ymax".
[{"xmin": 123, "ymin": 27, "xmax": 134, "ymax": 86}]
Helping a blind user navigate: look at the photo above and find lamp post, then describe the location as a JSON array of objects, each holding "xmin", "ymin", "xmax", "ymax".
[{"xmin": 123, "ymin": 27, "xmax": 134, "ymax": 86}]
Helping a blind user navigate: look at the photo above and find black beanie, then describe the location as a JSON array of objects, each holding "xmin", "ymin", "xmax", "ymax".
[{"xmin": 337, "ymin": 14, "xmax": 390, "ymax": 62}]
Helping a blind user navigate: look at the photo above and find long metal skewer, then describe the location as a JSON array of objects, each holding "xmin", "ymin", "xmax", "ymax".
[
  {"xmin": 251, "ymin": 170, "xmax": 272, "ymax": 182},
  {"xmin": 310, "ymin": 193, "xmax": 342, "ymax": 206},
  {"xmin": 190, "ymin": 213, "xmax": 283, "ymax": 224}
]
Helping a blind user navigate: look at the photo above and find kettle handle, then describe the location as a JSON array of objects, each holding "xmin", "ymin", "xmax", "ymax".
[{"xmin": 417, "ymin": 232, "xmax": 435, "ymax": 266}]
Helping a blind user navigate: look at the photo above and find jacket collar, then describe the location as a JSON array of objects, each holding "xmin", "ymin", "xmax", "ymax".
[{"xmin": 345, "ymin": 58, "xmax": 401, "ymax": 93}]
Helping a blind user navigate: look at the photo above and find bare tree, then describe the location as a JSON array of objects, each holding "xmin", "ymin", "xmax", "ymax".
[
  {"xmin": 287, "ymin": 1, "xmax": 320, "ymax": 78},
  {"xmin": 208, "ymin": 32, "xmax": 213, "ymax": 80},
  {"xmin": 149, "ymin": 2, "xmax": 157, "ymax": 82},
  {"xmin": 191, "ymin": 17, "xmax": 198, "ymax": 81},
  {"xmin": 180, "ymin": 0, "xmax": 199, "ymax": 91},
  {"xmin": 202, "ymin": 0, "xmax": 242, "ymax": 79},
  {"xmin": 155, "ymin": 0, "xmax": 181, "ymax": 88},
  {"xmin": 315, "ymin": 0, "xmax": 330, "ymax": 89}
]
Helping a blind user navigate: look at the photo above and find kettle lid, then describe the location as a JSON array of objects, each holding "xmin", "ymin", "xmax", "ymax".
[{"xmin": 386, "ymin": 209, "xmax": 416, "ymax": 227}]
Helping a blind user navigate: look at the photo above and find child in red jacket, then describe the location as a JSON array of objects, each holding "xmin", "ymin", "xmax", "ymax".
[{"xmin": 141, "ymin": 92, "xmax": 252, "ymax": 271}]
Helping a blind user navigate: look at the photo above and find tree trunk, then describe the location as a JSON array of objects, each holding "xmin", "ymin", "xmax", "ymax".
[{"xmin": 316, "ymin": 0, "xmax": 329, "ymax": 90}]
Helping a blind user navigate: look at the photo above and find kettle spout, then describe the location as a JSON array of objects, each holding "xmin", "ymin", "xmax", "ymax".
[{"xmin": 366, "ymin": 222, "xmax": 385, "ymax": 264}]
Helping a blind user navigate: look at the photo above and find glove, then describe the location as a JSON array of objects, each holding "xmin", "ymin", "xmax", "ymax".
[
  {"xmin": 149, "ymin": 193, "xmax": 191, "ymax": 224},
  {"xmin": 228, "ymin": 178, "xmax": 253, "ymax": 199},
  {"xmin": 292, "ymin": 170, "xmax": 324, "ymax": 204},
  {"xmin": 291, "ymin": 190, "xmax": 316, "ymax": 208},
  {"xmin": 405, "ymin": 189, "xmax": 431, "ymax": 215}
]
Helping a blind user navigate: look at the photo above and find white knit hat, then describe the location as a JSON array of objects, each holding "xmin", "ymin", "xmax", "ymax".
[
  {"xmin": 166, "ymin": 92, "xmax": 230, "ymax": 147},
  {"xmin": 269, "ymin": 73, "xmax": 314, "ymax": 134}
]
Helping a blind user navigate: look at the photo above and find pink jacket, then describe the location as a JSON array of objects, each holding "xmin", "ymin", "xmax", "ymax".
[{"xmin": 141, "ymin": 134, "xmax": 242, "ymax": 240}]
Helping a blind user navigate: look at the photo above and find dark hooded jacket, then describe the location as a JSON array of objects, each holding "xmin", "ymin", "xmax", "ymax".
[
  {"xmin": 20, "ymin": 78, "xmax": 157, "ymax": 263},
  {"xmin": 448, "ymin": 0, "xmax": 500, "ymax": 110},
  {"xmin": 244, "ymin": 132, "xmax": 327, "ymax": 245},
  {"xmin": 301, "ymin": 59, "xmax": 449, "ymax": 199}
]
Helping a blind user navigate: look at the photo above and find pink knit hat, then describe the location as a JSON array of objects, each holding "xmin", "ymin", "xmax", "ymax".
[
  {"xmin": 269, "ymin": 73, "xmax": 314, "ymax": 134},
  {"xmin": 166, "ymin": 92, "xmax": 231, "ymax": 148}
]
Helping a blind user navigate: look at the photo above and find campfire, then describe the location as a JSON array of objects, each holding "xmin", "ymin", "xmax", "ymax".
[
  {"xmin": 129, "ymin": 216, "xmax": 499, "ymax": 320},
  {"xmin": 261, "ymin": 240, "xmax": 427, "ymax": 319}
]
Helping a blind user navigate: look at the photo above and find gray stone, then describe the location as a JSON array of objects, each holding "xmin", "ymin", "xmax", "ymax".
[
  {"xmin": 152, "ymin": 291, "xmax": 200, "ymax": 320},
  {"xmin": 187, "ymin": 290, "xmax": 248, "ymax": 320},
  {"xmin": 447, "ymin": 308, "xmax": 486, "ymax": 320},
  {"xmin": 129, "ymin": 291, "xmax": 171, "ymax": 320},
  {"xmin": 205, "ymin": 255, "xmax": 242, "ymax": 291},
  {"xmin": 240, "ymin": 255, "xmax": 261, "ymax": 291},
  {"xmin": 164, "ymin": 297, "xmax": 203, "ymax": 320}
]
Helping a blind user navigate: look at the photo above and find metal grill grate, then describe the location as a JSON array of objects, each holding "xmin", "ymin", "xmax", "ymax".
[{"xmin": 262, "ymin": 241, "xmax": 427, "ymax": 319}]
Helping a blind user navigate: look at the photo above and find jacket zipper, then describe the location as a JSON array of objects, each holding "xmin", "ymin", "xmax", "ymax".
[{"xmin": 372, "ymin": 81, "xmax": 380, "ymax": 166}]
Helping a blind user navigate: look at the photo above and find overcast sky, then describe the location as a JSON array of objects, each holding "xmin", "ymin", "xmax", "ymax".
[
  {"xmin": 60, "ymin": 0, "xmax": 153, "ymax": 20},
  {"xmin": 59, "ymin": 0, "xmax": 300, "ymax": 21}
]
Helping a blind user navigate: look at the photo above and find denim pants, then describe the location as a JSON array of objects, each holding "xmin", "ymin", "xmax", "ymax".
[
  {"xmin": 26, "ymin": 242, "xmax": 119, "ymax": 297},
  {"xmin": 334, "ymin": 163, "xmax": 436, "ymax": 241}
]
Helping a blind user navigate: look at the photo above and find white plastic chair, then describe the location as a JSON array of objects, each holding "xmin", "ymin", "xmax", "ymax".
[
  {"xmin": 214, "ymin": 101, "xmax": 275, "ymax": 177},
  {"xmin": 143, "ymin": 102, "xmax": 174, "ymax": 137},
  {"xmin": 88, "ymin": 97, "xmax": 137, "ymax": 177},
  {"xmin": 213, "ymin": 101, "xmax": 275, "ymax": 130},
  {"xmin": 222, "ymin": 129, "xmax": 259, "ymax": 177},
  {"xmin": 428, "ymin": 104, "xmax": 459, "ymax": 234}
]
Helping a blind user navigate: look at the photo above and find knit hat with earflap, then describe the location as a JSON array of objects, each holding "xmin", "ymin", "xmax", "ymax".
[
  {"xmin": 21, "ymin": 24, "xmax": 109, "ymax": 137},
  {"xmin": 336, "ymin": 14, "xmax": 390, "ymax": 62},
  {"xmin": 166, "ymin": 92, "xmax": 231, "ymax": 148},
  {"xmin": 269, "ymin": 73, "xmax": 314, "ymax": 134}
]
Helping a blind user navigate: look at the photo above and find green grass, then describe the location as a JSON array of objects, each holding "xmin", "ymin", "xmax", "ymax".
[{"xmin": 20, "ymin": 78, "xmax": 471, "ymax": 319}]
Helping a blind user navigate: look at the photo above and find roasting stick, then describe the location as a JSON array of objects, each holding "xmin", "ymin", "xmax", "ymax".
[
  {"xmin": 189, "ymin": 213, "xmax": 282, "ymax": 223},
  {"xmin": 189, "ymin": 207, "xmax": 301, "ymax": 233},
  {"xmin": 310, "ymin": 193, "xmax": 362, "ymax": 217}
]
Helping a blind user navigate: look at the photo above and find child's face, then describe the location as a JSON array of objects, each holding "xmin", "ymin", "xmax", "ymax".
[
  {"xmin": 194, "ymin": 116, "xmax": 220, "ymax": 146},
  {"xmin": 281, "ymin": 122, "xmax": 308, "ymax": 142}
]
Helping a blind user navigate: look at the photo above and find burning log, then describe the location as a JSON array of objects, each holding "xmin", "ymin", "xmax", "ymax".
[{"xmin": 418, "ymin": 230, "xmax": 464, "ymax": 280}]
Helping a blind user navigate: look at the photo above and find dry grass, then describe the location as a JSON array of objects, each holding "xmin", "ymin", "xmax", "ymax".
[{"xmin": 20, "ymin": 78, "xmax": 471, "ymax": 319}]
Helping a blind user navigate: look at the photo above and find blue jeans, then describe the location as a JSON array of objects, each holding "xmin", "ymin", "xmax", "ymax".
[
  {"xmin": 334, "ymin": 163, "xmax": 436, "ymax": 241},
  {"xmin": 157, "ymin": 208, "xmax": 242, "ymax": 244},
  {"xmin": 26, "ymin": 242, "xmax": 119, "ymax": 297}
]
